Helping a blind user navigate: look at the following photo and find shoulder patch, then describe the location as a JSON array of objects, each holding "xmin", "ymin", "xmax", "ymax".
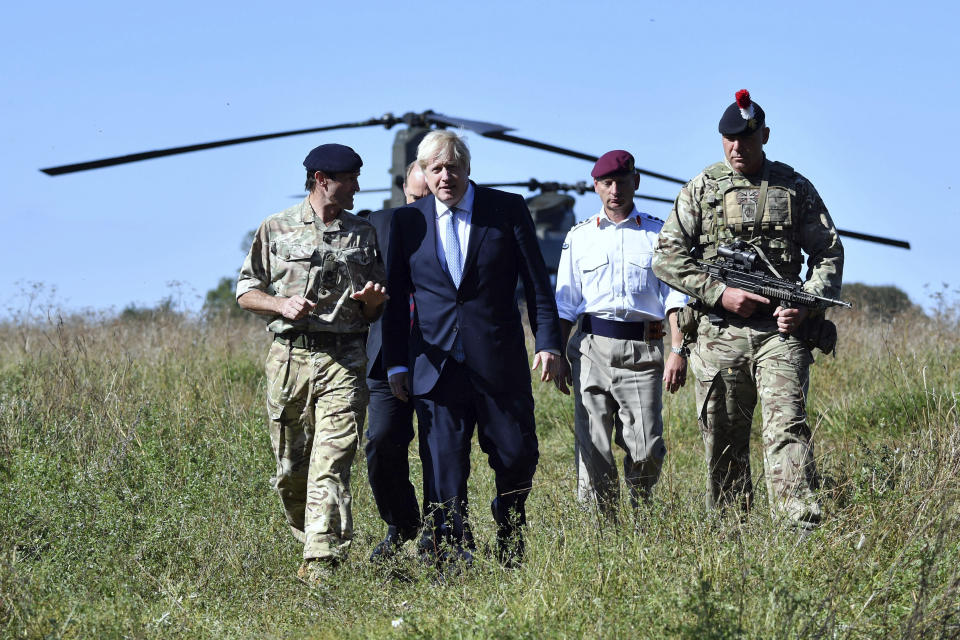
[
  {"xmin": 635, "ymin": 212, "xmax": 664, "ymax": 231},
  {"xmin": 269, "ymin": 200, "xmax": 303, "ymax": 221},
  {"xmin": 569, "ymin": 217, "xmax": 593, "ymax": 232},
  {"xmin": 643, "ymin": 212, "xmax": 664, "ymax": 224},
  {"xmin": 703, "ymin": 161, "xmax": 730, "ymax": 180}
]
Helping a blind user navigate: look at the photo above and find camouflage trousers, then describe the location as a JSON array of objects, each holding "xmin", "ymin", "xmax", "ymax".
[
  {"xmin": 690, "ymin": 315, "xmax": 820, "ymax": 530},
  {"xmin": 568, "ymin": 328, "xmax": 666, "ymax": 515},
  {"xmin": 264, "ymin": 335, "xmax": 368, "ymax": 561}
]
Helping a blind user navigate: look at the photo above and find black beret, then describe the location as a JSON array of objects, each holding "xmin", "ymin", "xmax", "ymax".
[
  {"xmin": 719, "ymin": 89, "xmax": 766, "ymax": 136},
  {"xmin": 303, "ymin": 143, "xmax": 363, "ymax": 173},
  {"xmin": 591, "ymin": 150, "xmax": 636, "ymax": 179}
]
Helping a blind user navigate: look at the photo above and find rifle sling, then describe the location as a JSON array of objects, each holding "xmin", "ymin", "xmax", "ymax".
[{"xmin": 751, "ymin": 162, "xmax": 771, "ymax": 240}]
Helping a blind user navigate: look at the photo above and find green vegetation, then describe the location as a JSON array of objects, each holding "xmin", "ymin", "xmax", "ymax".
[
  {"xmin": 842, "ymin": 283, "xmax": 917, "ymax": 319},
  {"xmin": 1, "ymin": 299, "xmax": 958, "ymax": 639},
  {"xmin": 202, "ymin": 276, "xmax": 247, "ymax": 320}
]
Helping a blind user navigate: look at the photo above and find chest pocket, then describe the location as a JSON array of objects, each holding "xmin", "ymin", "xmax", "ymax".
[
  {"xmin": 269, "ymin": 240, "xmax": 318, "ymax": 297},
  {"xmin": 722, "ymin": 186, "xmax": 794, "ymax": 232},
  {"xmin": 625, "ymin": 251, "xmax": 653, "ymax": 291},
  {"xmin": 765, "ymin": 188, "xmax": 792, "ymax": 225},
  {"xmin": 577, "ymin": 253, "xmax": 609, "ymax": 292},
  {"xmin": 272, "ymin": 241, "xmax": 317, "ymax": 262},
  {"xmin": 722, "ymin": 188, "xmax": 758, "ymax": 232}
]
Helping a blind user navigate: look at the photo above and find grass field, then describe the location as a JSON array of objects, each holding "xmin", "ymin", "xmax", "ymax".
[{"xmin": 1, "ymin": 298, "xmax": 958, "ymax": 639}]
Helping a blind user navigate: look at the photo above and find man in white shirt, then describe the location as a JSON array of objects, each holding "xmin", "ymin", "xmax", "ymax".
[{"xmin": 555, "ymin": 150, "xmax": 688, "ymax": 516}]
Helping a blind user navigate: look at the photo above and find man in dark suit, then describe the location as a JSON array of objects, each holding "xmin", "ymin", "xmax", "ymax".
[
  {"xmin": 364, "ymin": 162, "xmax": 433, "ymax": 561},
  {"xmin": 382, "ymin": 130, "xmax": 568, "ymax": 567}
]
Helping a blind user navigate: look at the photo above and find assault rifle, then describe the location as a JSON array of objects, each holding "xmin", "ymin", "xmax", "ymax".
[{"xmin": 696, "ymin": 240, "xmax": 851, "ymax": 342}]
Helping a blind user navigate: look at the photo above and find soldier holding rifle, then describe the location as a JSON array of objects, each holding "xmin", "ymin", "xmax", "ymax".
[{"xmin": 652, "ymin": 90, "xmax": 844, "ymax": 533}]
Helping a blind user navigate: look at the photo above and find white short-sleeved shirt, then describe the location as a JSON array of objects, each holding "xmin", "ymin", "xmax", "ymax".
[{"xmin": 555, "ymin": 207, "xmax": 687, "ymax": 324}]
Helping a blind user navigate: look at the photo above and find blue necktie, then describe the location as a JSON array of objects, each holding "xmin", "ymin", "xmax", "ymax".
[
  {"xmin": 444, "ymin": 208, "xmax": 463, "ymax": 288},
  {"xmin": 444, "ymin": 208, "xmax": 465, "ymax": 362}
]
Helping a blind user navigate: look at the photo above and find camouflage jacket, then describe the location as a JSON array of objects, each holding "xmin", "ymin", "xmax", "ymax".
[
  {"xmin": 236, "ymin": 198, "xmax": 385, "ymax": 334},
  {"xmin": 652, "ymin": 158, "xmax": 843, "ymax": 308}
]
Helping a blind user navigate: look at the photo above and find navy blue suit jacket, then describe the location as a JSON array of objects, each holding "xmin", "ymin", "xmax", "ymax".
[{"xmin": 382, "ymin": 185, "xmax": 561, "ymax": 396}]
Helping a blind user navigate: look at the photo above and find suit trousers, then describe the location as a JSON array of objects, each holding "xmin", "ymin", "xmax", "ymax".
[
  {"xmin": 365, "ymin": 378, "xmax": 433, "ymax": 535},
  {"xmin": 568, "ymin": 329, "xmax": 666, "ymax": 515},
  {"xmin": 415, "ymin": 360, "xmax": 539, "ymax": 549}
]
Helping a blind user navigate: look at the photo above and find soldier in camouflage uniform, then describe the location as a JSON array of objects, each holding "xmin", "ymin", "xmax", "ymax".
[
  {"xmin": 237, "ymin": 143, "xmax": 387, "ymax": 582},
  {"xmin": 652, "ymin": 90, "xmax": 844, "ymax": 531}
]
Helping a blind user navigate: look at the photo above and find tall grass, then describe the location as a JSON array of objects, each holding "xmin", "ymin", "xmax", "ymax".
[{"xmin": 1, "ymin": 300, "xmax": 958, "ymax": 639}]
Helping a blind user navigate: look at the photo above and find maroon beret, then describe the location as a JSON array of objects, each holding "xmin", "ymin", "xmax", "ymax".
[{"xmin": 591, "ymin": 150, "xmax": 635, "ymax": 179}]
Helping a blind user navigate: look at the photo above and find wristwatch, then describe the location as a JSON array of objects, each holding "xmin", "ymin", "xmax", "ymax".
[{"xmin": 670, "ymin": 346, "xmax": 690, "ymax": 358}]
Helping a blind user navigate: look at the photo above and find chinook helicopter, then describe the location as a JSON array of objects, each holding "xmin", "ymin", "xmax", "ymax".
[{"xmin": 40, "ymin": 109, "xmax": 910, "ymax": 276}]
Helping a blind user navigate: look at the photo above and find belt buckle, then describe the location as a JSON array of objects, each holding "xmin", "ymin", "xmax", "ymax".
[{"xmin": 646, "ymin": 320, "xmax": 665, "ymax": 341}]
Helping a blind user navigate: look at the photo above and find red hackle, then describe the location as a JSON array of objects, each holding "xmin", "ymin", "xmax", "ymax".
[{"xmin": 735, "ymin": 89, "xmax": 751, "ymax": 110}]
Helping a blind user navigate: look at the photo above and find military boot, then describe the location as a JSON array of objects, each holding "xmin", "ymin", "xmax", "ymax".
[{"xmin": 296, "ymin": 558, "xmax": 339, "ymax": 587}]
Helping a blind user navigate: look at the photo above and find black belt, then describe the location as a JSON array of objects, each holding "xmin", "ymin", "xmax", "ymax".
[
  {"xmin": 274, "ymin": 331, "xmax": 365, "ymax": 350},
  {"xmin": 581, "ymin": 315, "xmax": 663, "ymax": 341}
]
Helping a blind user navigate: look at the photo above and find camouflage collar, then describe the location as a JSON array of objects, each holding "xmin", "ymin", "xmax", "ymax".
[
  {"xmin": 300, "ymin": 197, "xmax": 343, "ymax": 231},
  {"xmin": 299, "ymin": 197, "xmax": 316, "ymax": 224}
]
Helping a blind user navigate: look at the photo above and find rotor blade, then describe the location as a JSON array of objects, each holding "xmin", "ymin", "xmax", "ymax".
[
  {"xmin": 290, "ymin": 186, "xmax": 393, "ymax": 199},
  {"xmin": 425, "ymin": 113, "xmax": 513, "ymax": 135},
  {"xmin": 635, "ymin": 194, "xmax": 674, "ymax": 204},
  {"xmin": 40, "ymin": 117, "xmax": 393, "ymax": 175},
  {"xmin": 351, "ymin": 179, "xmax": 909, "ymax": 248},
  {"xmin": 477, "ymin": 181, "xmax": 540, "ymax": 189},
  {"xmin": 837, "ymin": 229, "xmax": 910, "ymax": 249},
  {"xmin": 481, "ymin": 131, "xmax": 687, "ymax": 185},
  {"xmin": 478, "ymin": 178, "xmax": 674, "ymax": 203}
]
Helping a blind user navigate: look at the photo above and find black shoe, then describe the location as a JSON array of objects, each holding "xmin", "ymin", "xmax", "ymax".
[
  {"xmin": 495, "ymin": 531, "xmax": 524, "ymax": 568},
  {"xmin": 416, "ymin": 534, "xmax": 438, "ymax": 566},
  {"xmin": 436, "ymin": 546, "xmax": 474, "ymax": 579},
  {"xmin": 491, "ymin": 501, "xmax": 525, "ymax": 568},
  {"xmin": 369, "ymin": 526, "xmax": 417, "ymax": 563}
]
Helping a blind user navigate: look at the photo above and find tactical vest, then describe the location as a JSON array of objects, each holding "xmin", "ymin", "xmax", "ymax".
[{"xmin": 696, "ymin": 160, "xmax": 803, "ymax": 281}]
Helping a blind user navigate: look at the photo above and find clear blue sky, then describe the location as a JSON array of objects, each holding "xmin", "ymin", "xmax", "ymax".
[{"xmin": 3, "ymin": 1, "xmax": 957, "ymax": 316}]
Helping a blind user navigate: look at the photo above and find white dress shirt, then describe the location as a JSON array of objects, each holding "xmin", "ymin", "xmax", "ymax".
[
  {"xmin": 555, "ymin": 207, "xmax": 687, "ymax": 324},
  {"xmin": 435, "ymin": 182, "xmax": 475, "ymax": 274}
]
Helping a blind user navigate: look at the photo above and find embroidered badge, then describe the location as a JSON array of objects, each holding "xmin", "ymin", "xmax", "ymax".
[{"xmin": 736, "ymin": 190, "xmax": 759, "ymax": 223}]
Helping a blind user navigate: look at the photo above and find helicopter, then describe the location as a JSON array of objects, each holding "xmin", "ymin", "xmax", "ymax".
[{"xmin": 40, "ymin": 109, "xmax": 910, "ymax": 278}]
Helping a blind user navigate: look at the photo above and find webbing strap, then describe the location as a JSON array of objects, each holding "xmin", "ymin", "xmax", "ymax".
[{"xmin": 751, "ymin": 161, "xmax": 771, "ymax": 240}]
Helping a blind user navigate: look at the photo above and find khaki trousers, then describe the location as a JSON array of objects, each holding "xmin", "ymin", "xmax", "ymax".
[{"xmin": 568, "ymin": 328, "xmax": 666, "ymax": 515}]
